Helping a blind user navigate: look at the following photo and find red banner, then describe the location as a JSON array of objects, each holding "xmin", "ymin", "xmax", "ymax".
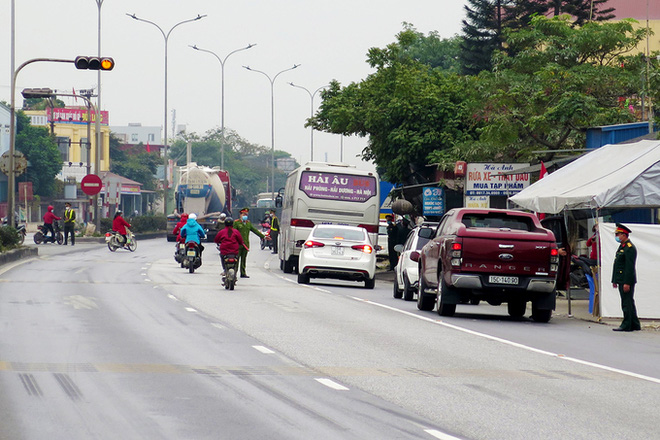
[{"xmin": 47, "ymin": 107, "xmax": 109, "ymax": 125}]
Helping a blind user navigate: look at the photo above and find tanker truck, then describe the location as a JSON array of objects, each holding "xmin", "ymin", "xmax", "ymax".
[{"xmin": 166, "ymin": 163, "xmax": 232, "ymax": 241}]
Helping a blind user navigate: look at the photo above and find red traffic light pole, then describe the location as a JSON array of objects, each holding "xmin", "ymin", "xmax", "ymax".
[{"xmin": 7, "ymin": 57, "xmax": 113, "ymax": 229}]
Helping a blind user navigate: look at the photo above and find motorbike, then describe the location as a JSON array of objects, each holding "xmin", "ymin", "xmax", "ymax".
[
  {"xmin": 1, "ymin": 216, "xmax": 26, "ymax": 245},
  {"xmin": 34, "ymin": 220, "xmax": 63, "ymax": 245},
  {"xmin": 184, "ymin": 241, "xmax": 203, "ymax": 273},
  {"xmin": 106, "ymin": 229, "xmax": 137, "ymax": 252},
  {"xmin": 260, "ymin": 223, "xmax": 272, "ymax": 250},
  {"xmin": 174, "ymin": 240, "xmax": 187, "ymax": 266},
  {"xmin": 221, "ymin": 252, "xmax": 239, "ymax": 290}
]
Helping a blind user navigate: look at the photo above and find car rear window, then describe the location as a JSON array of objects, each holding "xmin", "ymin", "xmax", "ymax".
[
  {"xmin": 314, "ymin": 228, "xmax": 365, "ymax": 241},
  {"xmin": 461, "ymin": 213, "xmax": 533, "ymax": 231}
]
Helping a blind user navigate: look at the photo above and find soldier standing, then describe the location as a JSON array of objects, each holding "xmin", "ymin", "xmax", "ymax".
[
  {"xmin": 611, "ymin": 223, "xmax": 641, "ymax": 332},
  {"xmin": 63, "ymin": 202, "xmax": 76, "ymax": 246},
  {"xmin": 234, "ymin": 208, "xmax": 265, "ymax": 278}
]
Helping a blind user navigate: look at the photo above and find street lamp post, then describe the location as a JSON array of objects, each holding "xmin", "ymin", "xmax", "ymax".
[
  {"xmin": 288, "ymin": 83, "xmax": 328, "ymax": 162},
  {"xmin": 94, "ymin": 0, "xmax": 104, "ymax": 229},
  {"xmin": 243, "ymin": 64, "xmax": 300, "ymax": 201},
  {"xmin": 126, "ymin": 13, "xmax": 206, "ymax": 216},
  {"xmin": 190, "ymin": 43, "xmax": 256, "ymax": 170}
]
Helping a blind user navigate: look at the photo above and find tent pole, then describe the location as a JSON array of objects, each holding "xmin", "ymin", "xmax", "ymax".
[{"xmin": 564, "ymin": 207, "xmax": 572, "ymax": 317}]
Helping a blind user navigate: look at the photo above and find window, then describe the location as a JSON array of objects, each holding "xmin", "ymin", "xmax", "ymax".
[
  {"xmin": 148, "ymin": 133, "xmax": 155, "ymax": 142},
  {"xmin": 131, "ymin": 133, "xmax": 138, "ymax": 142}
]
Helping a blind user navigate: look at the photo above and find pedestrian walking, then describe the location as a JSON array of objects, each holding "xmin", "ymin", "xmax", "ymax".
[
  {"xmin": 269, "ymin": 209, "xmax": 279, "ymax": 254},
  {"xmin": 386, "ymin": 215, "xmax": 398, "ymax": 271},
  {"xmin": 233, "ymin": 208, "xmax": 265, "ymax": 278},
  {"xmin": 63, "ymin": 202, "xmax": 76, "ymax": 246},
  {"xmin": 611, "ymin": 223, "xmax": 641, "ymax": 332}
]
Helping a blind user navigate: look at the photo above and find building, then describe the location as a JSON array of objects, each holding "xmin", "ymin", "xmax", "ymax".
[
  {"xmin": 610, "ymin": 0, "xmax": 660, "ymax": 53},
  {"xmin": 110, "ymin": 122, "xmax": 162, "ymax": 150}
]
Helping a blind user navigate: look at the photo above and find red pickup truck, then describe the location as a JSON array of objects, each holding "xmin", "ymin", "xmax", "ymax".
[{"xmin": 416, "ymin": 208, "xmax": 561, "ymax": 322}]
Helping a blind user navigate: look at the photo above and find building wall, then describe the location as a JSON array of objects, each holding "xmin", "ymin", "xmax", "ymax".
[
  {"xmin": 110, "ymin": 123, "xmax": 162, "ymax": 146},
  {"xmin": 24, "ymin": 109, "xmax": 111, "ymax": 179},
  {"xmin": 609, "ymin": 1, "xmax": 660, "ymax": 53}
]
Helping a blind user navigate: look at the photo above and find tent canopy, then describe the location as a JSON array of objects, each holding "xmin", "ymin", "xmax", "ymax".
[{"xmin": 509, "ymin": 140, "xmax": 660, "ymax": 214}]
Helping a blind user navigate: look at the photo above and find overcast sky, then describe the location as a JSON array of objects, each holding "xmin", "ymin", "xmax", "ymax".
[{"xmin": 1, "ymin": 0, "xmax": 467, "ymax": 171}]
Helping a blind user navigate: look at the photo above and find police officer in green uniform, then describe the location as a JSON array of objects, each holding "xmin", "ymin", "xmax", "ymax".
[
  {"xmin": 234, "ymin": 207, "xmax": 265, "ymax": 278},
  {"xmin": 611, "ymin": 223, "xmax": 641, "ymax": 332},
  {"xmin": 269, "ymin": 209, "xmax": 279, "ymax": 254}
]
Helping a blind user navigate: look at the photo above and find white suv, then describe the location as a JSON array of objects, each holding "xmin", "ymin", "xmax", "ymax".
[{"xmin": 393, "ymin": 222, "xmax": 438, "ymax": 301}]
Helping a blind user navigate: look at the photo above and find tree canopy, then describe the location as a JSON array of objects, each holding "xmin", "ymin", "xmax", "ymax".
[{"xmin": 14, "ymin": 110, "xmax": 62, "ymax": 197}]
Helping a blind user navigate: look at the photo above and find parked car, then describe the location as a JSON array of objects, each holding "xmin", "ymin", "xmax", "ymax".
[
  {"xmin": 417, "ymin": 208, "xmax": 560, "ymax": 322},
  {"xmin": 377, "ymin": 220, "xmax": 389, "ymax": 258},
  {"xmin": 297, "ymin": 224, "xmax": 377, "ymax": 289},
  {"xmin": 393, "ymin": 222, "xmax": 438, "ymax": 301}
]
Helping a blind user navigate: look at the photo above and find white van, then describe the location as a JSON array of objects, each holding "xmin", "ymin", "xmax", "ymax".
[{"xmin": 277, "ymin": 162, "xmax": 380, "ymax": 273}]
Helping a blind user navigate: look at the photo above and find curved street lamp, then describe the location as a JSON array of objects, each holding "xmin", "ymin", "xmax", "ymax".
[
  {"xmin": 126, "ymin": 12, "xmax": 207, "ymax": 215},
  {"xmin": 190, "ymin": 43, "xmax": 257, "ymax": 170},
  {"xmin": 288, "ymin": 83, "xmax": 328, "ymax": 162},
  {"xmin": 243, "ymin": 64, "xmax": 300, "ymax": 200}
]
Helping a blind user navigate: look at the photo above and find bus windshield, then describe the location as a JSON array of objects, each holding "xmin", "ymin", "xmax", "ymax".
[{"xmin": 299, "ymin": 171, "xmax": 377, "ymax": 203}]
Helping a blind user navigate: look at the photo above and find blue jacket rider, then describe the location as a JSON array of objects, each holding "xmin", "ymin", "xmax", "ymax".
[{"xmin": 180, "ymin": 213, "xmax": 206, "ymax": 251}]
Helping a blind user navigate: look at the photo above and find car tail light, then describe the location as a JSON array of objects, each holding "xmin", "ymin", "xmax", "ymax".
[
  {"xmin": 451, "ymin": 240, "xmax": 462, "ymax": 266},
  {"xmin": 304, "ymin": 240, "xmax": 325, "ymax": 248},
  {"xmin": 292, "ymin": 218, "xmax": 315, "ymax": 228},
  {"xmin": 358, "ymin": 224, "xmax": 378, "ymax": 234},
  {"xmin": 351, "ymin": 244, "xmax": 373, "ymax": 254},
  {"xmin": 550, "ymin": 246, "xmax": 559, "ymax": 272}
]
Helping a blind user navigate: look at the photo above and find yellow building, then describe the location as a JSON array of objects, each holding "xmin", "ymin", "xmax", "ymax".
[
  {"xmin": 609, "ymin": 0, "xmax": 660, "ymax": 53},
  {"xmin": 24, "ymin": 107, "xmax": 111, "ymax": 183}
]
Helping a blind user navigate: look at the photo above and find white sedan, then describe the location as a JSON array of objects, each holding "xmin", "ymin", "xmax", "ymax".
[
  {"xmin": 393, "ymin": 222, "xmax": 438, "ymax": 300},
  {"xmin": 297, "ymin": 224, "xmax": 377, "ymax": 289}
]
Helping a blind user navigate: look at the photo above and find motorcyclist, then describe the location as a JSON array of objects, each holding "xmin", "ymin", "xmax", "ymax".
[
  {"xmin": 214, "ymin": 217, "xmax": 246, "ymax": 275},
  {"xmin": 180, "ymin": 213, "xmax": 207, "ymax": 257},
  {"xmin": 43, "ymin": 205, "xmax": 61, "ymax": 243},
  {"xmin": 112, "ymin": 210, "xmax": 132, "ymax": 246},
  {"xmin": 173, "ymin": 213, "xmax": 189, "ymax": 242}
]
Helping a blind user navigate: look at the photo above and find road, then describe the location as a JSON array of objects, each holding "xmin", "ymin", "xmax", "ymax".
[{"xmin": 1, "ymin": 237, "xmax": 659, "ymax": 440}]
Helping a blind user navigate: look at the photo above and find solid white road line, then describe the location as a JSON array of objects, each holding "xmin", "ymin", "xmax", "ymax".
[
  {"xmin": 424, "ymin": 429, "xmax": 464, "ymax": 440},
  {"xmin": 350, "ymin": 296, "xmax": 660, "ymax": 385}
]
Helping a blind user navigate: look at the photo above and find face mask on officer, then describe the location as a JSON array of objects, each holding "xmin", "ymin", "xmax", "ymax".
[{"xmin": 242, "ymin": 215, "xmax": 248, "ymax": 221}]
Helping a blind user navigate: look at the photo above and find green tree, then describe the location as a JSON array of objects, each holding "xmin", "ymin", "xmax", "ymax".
[
  {"xmin": 109, "ymin": 134, "xmax": 160, "ymax": 191},
  {"xmin": 311, "ymin": 28, "xmax": 481, "ymax": 185},
  {"xmin": 22, "ymin": 97, "xmax": 65, "ymax": 110},
  {"xmin": 14, "ymin": 110, "xmax": 61, "ymax": 197},
  {"xmin": 432, "ymin": 16, "xmax": 648, "ymax": 166},
  {"xmin": 544, "ymin": 0, "xmax": 615, "ymax": 25}
]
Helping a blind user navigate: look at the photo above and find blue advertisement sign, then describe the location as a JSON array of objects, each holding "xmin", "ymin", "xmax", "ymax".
[{"xmin": 423, "ymin": 187, "xmax": 444, "ymax": 216}]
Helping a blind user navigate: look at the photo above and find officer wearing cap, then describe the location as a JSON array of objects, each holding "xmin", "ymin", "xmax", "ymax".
[
  {"xmin": 611, "ymin": 223, "xmax": 641, "ymax": 332},
  {"xmin": 234, "ymin": 207, "xmax": 265, "ymax": 278}
]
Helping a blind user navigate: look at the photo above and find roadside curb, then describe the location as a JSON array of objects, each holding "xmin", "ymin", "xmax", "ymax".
[{"xmin": 0, "ymin": 246, "xmax": 38, "ymax": 266}]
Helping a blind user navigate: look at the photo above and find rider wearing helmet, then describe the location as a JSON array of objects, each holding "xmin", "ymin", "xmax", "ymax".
[
  {"xmin": 180, "ymin": 213, "xmax": 206, "ymax": 253},
  {"xmin": 43, "ymin": 205, "xmax": 61, "ymax": 243},
  {"xmin": 112, "ymin": 210, "xmax": 132, "ymax": 246},
  {"xmin": 214, "ymin": 217, "xmax": 245, "ymax": 274},
  {"xmin": 173, "ymin": 213, "xmax": 189, "ymax": 242}
]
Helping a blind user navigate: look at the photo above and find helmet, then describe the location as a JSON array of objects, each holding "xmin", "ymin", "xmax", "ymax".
[
  {"xmin": 224, "ymin": 217, "xmax": 234, "ymax": 227},
  {"xmin": 189, "ymin": 213, "xmax": 197, "ymax": 220},
  {"xmin": 219, "ymin": 213, "xmax": 227, "ymax": 220},
  {"xmin": 116, "ymin": 210, "xmax": 122, "ymax": 215}
]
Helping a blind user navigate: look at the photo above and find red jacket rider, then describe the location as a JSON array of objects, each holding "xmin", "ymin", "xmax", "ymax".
[
  {"xmin": 214, "ymin": 220, "xmax": 245, "ymax": 255},
  {"xmin": 173, "ymin": 213, "xmax": 189, "ymax": 242}
]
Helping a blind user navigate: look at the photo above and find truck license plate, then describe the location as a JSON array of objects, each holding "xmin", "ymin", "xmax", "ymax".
[
  {"xmin": 489, "ymin": 275, "xmax": 518, "ymax": 285},
  {"xmin": 331, "ymin": 246, "xmax": 344, "ymax": 256}
]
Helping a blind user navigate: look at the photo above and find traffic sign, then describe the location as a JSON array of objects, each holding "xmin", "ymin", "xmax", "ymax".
[{"xmin": 81, "ymin": 174, "xmax": 102, "ymax": 196}]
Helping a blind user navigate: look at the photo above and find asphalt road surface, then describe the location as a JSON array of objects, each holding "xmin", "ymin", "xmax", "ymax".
[{"xmin": 1, "ymin": 237, "xmax": 659, "ymax": 440}]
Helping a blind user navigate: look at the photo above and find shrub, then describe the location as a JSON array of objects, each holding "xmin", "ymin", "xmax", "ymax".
[
  {"xmin": 100, "ymin": 214, "xmax": 167, "ymax": 234},
  {"xmin": 0, "ymin": 226, "xmax": 21, "ymax": 251}
]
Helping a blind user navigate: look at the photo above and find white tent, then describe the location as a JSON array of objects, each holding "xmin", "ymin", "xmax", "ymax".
[
  {"xmin": 509, "ymin": 140, "xmax": 660, "ymax": 214},
  {"xmin": 509, "ymin": 139, "xmax": 660, "ymax": 319}
]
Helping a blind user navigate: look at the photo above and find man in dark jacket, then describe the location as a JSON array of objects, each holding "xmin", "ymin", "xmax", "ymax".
[{"xmin": 611, "ymin": 223, "xmax": 641, "ymax": 332}]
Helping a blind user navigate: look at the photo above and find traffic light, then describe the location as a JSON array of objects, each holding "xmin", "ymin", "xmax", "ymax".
[
  {"xmin": 74, "ymin": 56, "xmax": 115, "ymax": 71},
  {"xmin": 21, "ymin": 88, "xmax": 54, "ymax": 99}
]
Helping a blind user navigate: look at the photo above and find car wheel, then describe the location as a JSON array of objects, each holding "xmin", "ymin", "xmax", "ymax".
[
  {"xmin": 507, "ymin": 300, "xmax": 527, "ymax": 318},
  {"xmin": 531, "ymin": 305, "xmax": 552, "ymax": 323},
  {"xmin": 297, "ymin": 272, "xmax": 310, "ymax": 284},
  {"xmin": 416, "ymin": 276, "xmax": 435, "ymax": 311},
  {"xmin": 364, "ymin": 277, "xmax": 375, "ymax": 289},
  {"xmin": 437, "ymin": 278, "xmax": 457, "ymax": 317},
  {"xmin": 469, "ymin": 298, "xmax": 481, "ymax": 305},
  {"xmin": 283, "ymin": 257, "xmax": 295, "ymax": 274},
  {"xmin": 402, "ymin": 273, "xmax": 414, "ymax": 301},
  {"xmin": 392, "ymin": 276, "xmax": 403, "ymax": 299}
]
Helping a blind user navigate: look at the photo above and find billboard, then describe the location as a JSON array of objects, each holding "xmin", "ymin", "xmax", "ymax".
[
  {"xmin": 299, "ymin": 171, "xmax": 377, "ymax": 203},
  {"xmin": 465, "ymin": 163, "xmax": 530, "ymax": 196},
  {"xmin": 47, "ymin": 108, "xmax": 109, "ymax": 126}
]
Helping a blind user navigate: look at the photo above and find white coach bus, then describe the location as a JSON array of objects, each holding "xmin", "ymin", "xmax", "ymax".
[{"xmin": 276, "ymin": 162, "xmax": 380, "ymax": 273}]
